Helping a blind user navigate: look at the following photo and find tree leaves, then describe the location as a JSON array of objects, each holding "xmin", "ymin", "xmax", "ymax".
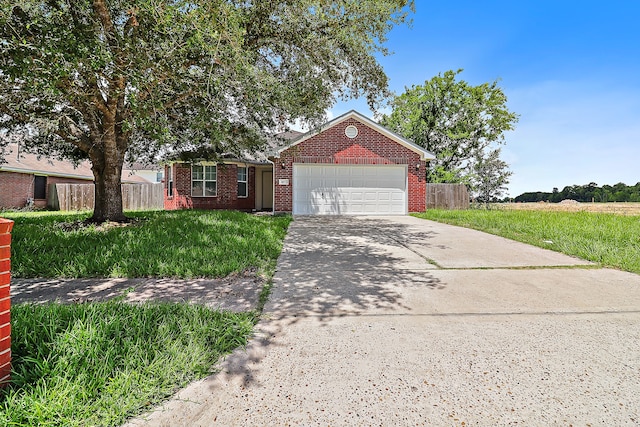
[
  {"xmin": 467, "ymin": 147, "xmax": 513, "ymax": 204},
  {"xmin": 1, "ymin": 0, "xmax": 413, "ymax": 160},
  {"xmin": 381, "ymin": 69, "xmax": 518, "ymax": 183},
  {"xmin": 1, "ymin": 0, "xmax": 413, "ymax": 220}
]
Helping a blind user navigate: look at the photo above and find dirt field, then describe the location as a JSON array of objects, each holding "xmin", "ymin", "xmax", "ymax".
[{"xmin": 499, "ymin": 202, "xmax": 640, "ymax": 215}]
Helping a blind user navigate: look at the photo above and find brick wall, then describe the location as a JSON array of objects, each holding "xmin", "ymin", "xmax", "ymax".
[
  {"xmin": 0, "ymin": 218, "xmax": 13, "ymax": 386},
  {"xmin": 164, "ymin": 162, "xmax": 256, "ymax": 211},
  {"xmin": 0, "ymin": 171, "xmax": 91, "ymax": 209},
  {"xmin": 274, "ymin": 118, "xmax": 427, "ymax": 213},
  {"xmin": 0, "ymin": 172, "xmax": 33, "ymax": 208}
]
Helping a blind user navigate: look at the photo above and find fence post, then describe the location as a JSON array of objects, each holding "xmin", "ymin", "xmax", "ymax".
[{"xmin": 0, "ymin": 218, "xmax": 13, "ymax": 387}]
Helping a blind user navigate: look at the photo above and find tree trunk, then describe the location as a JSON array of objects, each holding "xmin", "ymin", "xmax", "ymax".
[
  {"xmin": 91, "ymin": 161, "xmax": 127, "ymax": 223},
  {"xmin": 85, "ymin": 81, "xmax": 130, "ymax": 223},
  {"xmin": 88, "ymin": 133, "xmax": 128, "ymax": 223}
]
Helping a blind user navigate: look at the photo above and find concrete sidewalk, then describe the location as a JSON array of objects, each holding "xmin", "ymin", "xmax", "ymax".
[
  {"xmin": 11, "ymin": 272, "xmax": 263, "ymax": 312},
  {"xmin": 127, "ymin": 216, "xmax": 640, "ymax": 426}
]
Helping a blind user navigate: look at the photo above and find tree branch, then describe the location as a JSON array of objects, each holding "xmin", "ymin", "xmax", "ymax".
[{"xmin": 92, "ymin": 0, "xmax": 118, "ymax": 50}]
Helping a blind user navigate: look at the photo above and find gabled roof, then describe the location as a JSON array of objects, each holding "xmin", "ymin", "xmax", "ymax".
[
  {"xmin": 273, "ymin": 110, "xmax": 436, "ymax": 161},
  {"xmin": 0, "ymin": 143, "xmax": 152, "ymax": 183}
]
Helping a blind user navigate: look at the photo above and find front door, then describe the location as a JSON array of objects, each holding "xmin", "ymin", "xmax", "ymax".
[{"xmin": 262, "ymin": 170, "xmax": 273, "ymax": 210}]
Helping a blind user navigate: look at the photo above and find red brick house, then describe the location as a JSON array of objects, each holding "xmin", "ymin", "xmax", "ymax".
[
  {"xmin": 0, "ymin": 143, "xmax": 156, "ymax": 209},
  {"xmin": 164, "ymin": 110, "xmax": 435, "ymax": 215}
]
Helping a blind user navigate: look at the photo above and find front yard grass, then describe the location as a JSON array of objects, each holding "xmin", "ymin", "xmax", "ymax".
[
  {"xmin": 0, "ymin": 209, "xmax": 292, "ymax": 425},
  {"xmin": 3, "ymin": 209, "xmax": 292, "ymax": 278},
  {"xmin": 414, "ymin": 209, "xmax": 640, "ymax": 274},
  {"xmin": 1, "ymin": 301, "xmax": 254, "ymax": 426}
]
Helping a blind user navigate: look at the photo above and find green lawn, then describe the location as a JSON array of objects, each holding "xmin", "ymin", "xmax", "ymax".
[
  {"xmin": 1, "ymin": 301, "xmax": 254, "ymax": 426},
  {"xmin": 414, "ymin": 209, "xmax": 640, "ymax": 274},
  {"xmin": 3, "ymin": 210, "xmax": 292, "ymax": 278},
  {"xmin": 0, "ymin": 209, "xmax": 292, "ymax": 425}
]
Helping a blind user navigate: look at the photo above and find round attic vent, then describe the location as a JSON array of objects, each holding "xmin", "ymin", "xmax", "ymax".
[{"xmin": 345, "ymin": 125, "xmax": 358, "ymax": 139}]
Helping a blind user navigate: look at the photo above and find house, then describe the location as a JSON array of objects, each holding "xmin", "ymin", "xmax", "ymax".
[
  {"xmin": 163, "ymin": 110, "xmax": 435, "ymax": 215},
  {"xmin": 0, "ymin": 143, "xmax": 159, "ymax": 209},
  {"xmin": 125, "ymin": 162, "xmax": 164, "ymax": 184}
]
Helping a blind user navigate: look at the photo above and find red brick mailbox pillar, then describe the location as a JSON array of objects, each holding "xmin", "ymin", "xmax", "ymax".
[{"xmin": 0, "ymin": 218, "xmax": 13, "ymax": 386}]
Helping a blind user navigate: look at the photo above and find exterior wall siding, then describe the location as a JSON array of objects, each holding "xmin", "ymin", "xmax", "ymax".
[
  {"xmin": 164, "ymin": 162, "xmax": 256, "ymax": 211},
  {"xmin": 273, "ymin": 118, "xmax": 427, "ymax": 213},
  {"xmin": 0, "ymin": 171, "xmax": 90, "ymax": 209}
]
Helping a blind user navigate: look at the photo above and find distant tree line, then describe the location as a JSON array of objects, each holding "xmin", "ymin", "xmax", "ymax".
[{"xmin": 514, "ymin": 182, "xmax": 640, "ymax": 203}]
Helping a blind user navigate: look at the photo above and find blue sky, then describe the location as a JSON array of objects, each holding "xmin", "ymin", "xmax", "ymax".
[{"xmin": 327, "ymin": 1, "xmax": 640, "ymax": 197}]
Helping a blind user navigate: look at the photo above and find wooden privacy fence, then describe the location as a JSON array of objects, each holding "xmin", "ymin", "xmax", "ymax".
[
  {"xmin": 426, "ymin": 183, "xmax": 470, "ymax": 210},
  {"xmin": 49, "ymin": 183, "xmax": 164, "ymax": 211}
]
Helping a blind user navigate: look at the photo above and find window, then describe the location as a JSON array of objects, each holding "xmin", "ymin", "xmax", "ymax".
[
  {"xmin": 167, "ymin": 165, "xmax": 173, "ymax": 197},
  {"xmin": 345, "ymin": 125, "xmax": 359, "ymax": 139},
  {"xmin": 192, "ymin": 164, "xmax": 216, "ymax": 197},
  {"xmin": 34, "ymin": 175, "xmax": 47, "ymax": 200},
  {"xmin": 237, "ymin": 166, "xmax": 248, "ymax": 198}
]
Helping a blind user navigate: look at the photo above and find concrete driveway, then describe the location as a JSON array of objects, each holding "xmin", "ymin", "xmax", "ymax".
[{"xmin": 129, "ymin": 216, "xmax": 640, "ymax": 426}]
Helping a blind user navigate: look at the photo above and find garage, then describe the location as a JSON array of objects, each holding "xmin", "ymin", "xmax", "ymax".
[
  {"xmin": 272, "ymin": 110, "xmax": 435, "ymax": 214},
  {"xmin": 293, "ymin": 164, "xmax": 407, "ymax": 215}
]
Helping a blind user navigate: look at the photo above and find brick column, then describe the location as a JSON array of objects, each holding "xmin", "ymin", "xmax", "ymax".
[{"xmin": 0, "ymin": 218, "xmax": 14, "ymax": 386}]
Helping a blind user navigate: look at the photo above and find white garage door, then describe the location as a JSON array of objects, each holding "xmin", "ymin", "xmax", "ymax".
[{"xmin": 293, "ymin": 164, "xmax": 407, "ymax": 215}]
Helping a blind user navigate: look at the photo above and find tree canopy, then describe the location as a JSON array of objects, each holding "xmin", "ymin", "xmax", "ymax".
[
  {"xmin": 0, "ymin": 0, "xmax": 414, "ymax": 221},
  {"xmin": 381, "ymin": 69, "xmax": 518, "ymax": 183}
]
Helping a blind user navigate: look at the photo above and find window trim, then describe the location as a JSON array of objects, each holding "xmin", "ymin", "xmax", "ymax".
[
  {"xmin": 237, "ymin": 166, "xmax": 248, "ymax": 198},
  {"xmin": 167, "ymin": 165, "xmax": 173, "ymax": 197},
  {"xmin": 191, "ymin": 164, "xmax": 217, "ymax": 197}
]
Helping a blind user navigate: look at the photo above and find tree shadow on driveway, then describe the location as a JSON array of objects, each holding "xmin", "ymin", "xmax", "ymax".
[
  {"xmin": 269, "ymin": 216, "xmax": 446, "ymax": 319},
  {"xmin": 211, "ymin": 216, "xmax": 448, "ymax": 390},
  {"xmin": 127, "ymin": 216, "xmax": 452, "ymax": 420}
]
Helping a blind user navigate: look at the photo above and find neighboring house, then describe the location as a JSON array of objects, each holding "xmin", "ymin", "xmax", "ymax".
[
  {"xmin": 0, "ymin": 143, "xmax": 155, "ymax": 209},
  {"xmin": 164, "ymin": 110, "xmax": 435, "ymax": 215},
  {"xmin": 125, "ymin": 162, "xmax": 164, "ymax": 184}
]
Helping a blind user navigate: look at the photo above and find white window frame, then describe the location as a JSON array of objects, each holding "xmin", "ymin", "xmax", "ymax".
[
  {"xmin": 237, "ymin": 166, "xmax": 248, "ymax": 198},
  {"xmin": 167, "ymin": 165, "xmax": 173, "ymax": 197},
  {"xmin": 191, "ymin": 164, "xmax": 217, "ymax": 197}
]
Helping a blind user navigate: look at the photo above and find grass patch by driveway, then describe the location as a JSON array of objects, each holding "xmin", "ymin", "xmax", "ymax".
[
  {"xmin": 1, "ymin": 301, "xmax": 254, "ymax": 426},
  {"xmin": 414, "ymin": 209, "xmax": 640, "ymax": 274},
  {"xmin": 3, "ymin": 210, "xmax": 291, "ymax": 278},
  {"xmin": 0, "ymin": 209, "xmax": 292, "ymax": 425}
]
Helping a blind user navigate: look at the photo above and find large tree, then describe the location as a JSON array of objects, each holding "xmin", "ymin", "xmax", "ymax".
[
  {"xmin": 0, "ymin": 0, "xmax": 413, "ymax": 222},
  {"xmin": 381, "ymin": 69, "xmax": 518, "ymax": 182}
]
